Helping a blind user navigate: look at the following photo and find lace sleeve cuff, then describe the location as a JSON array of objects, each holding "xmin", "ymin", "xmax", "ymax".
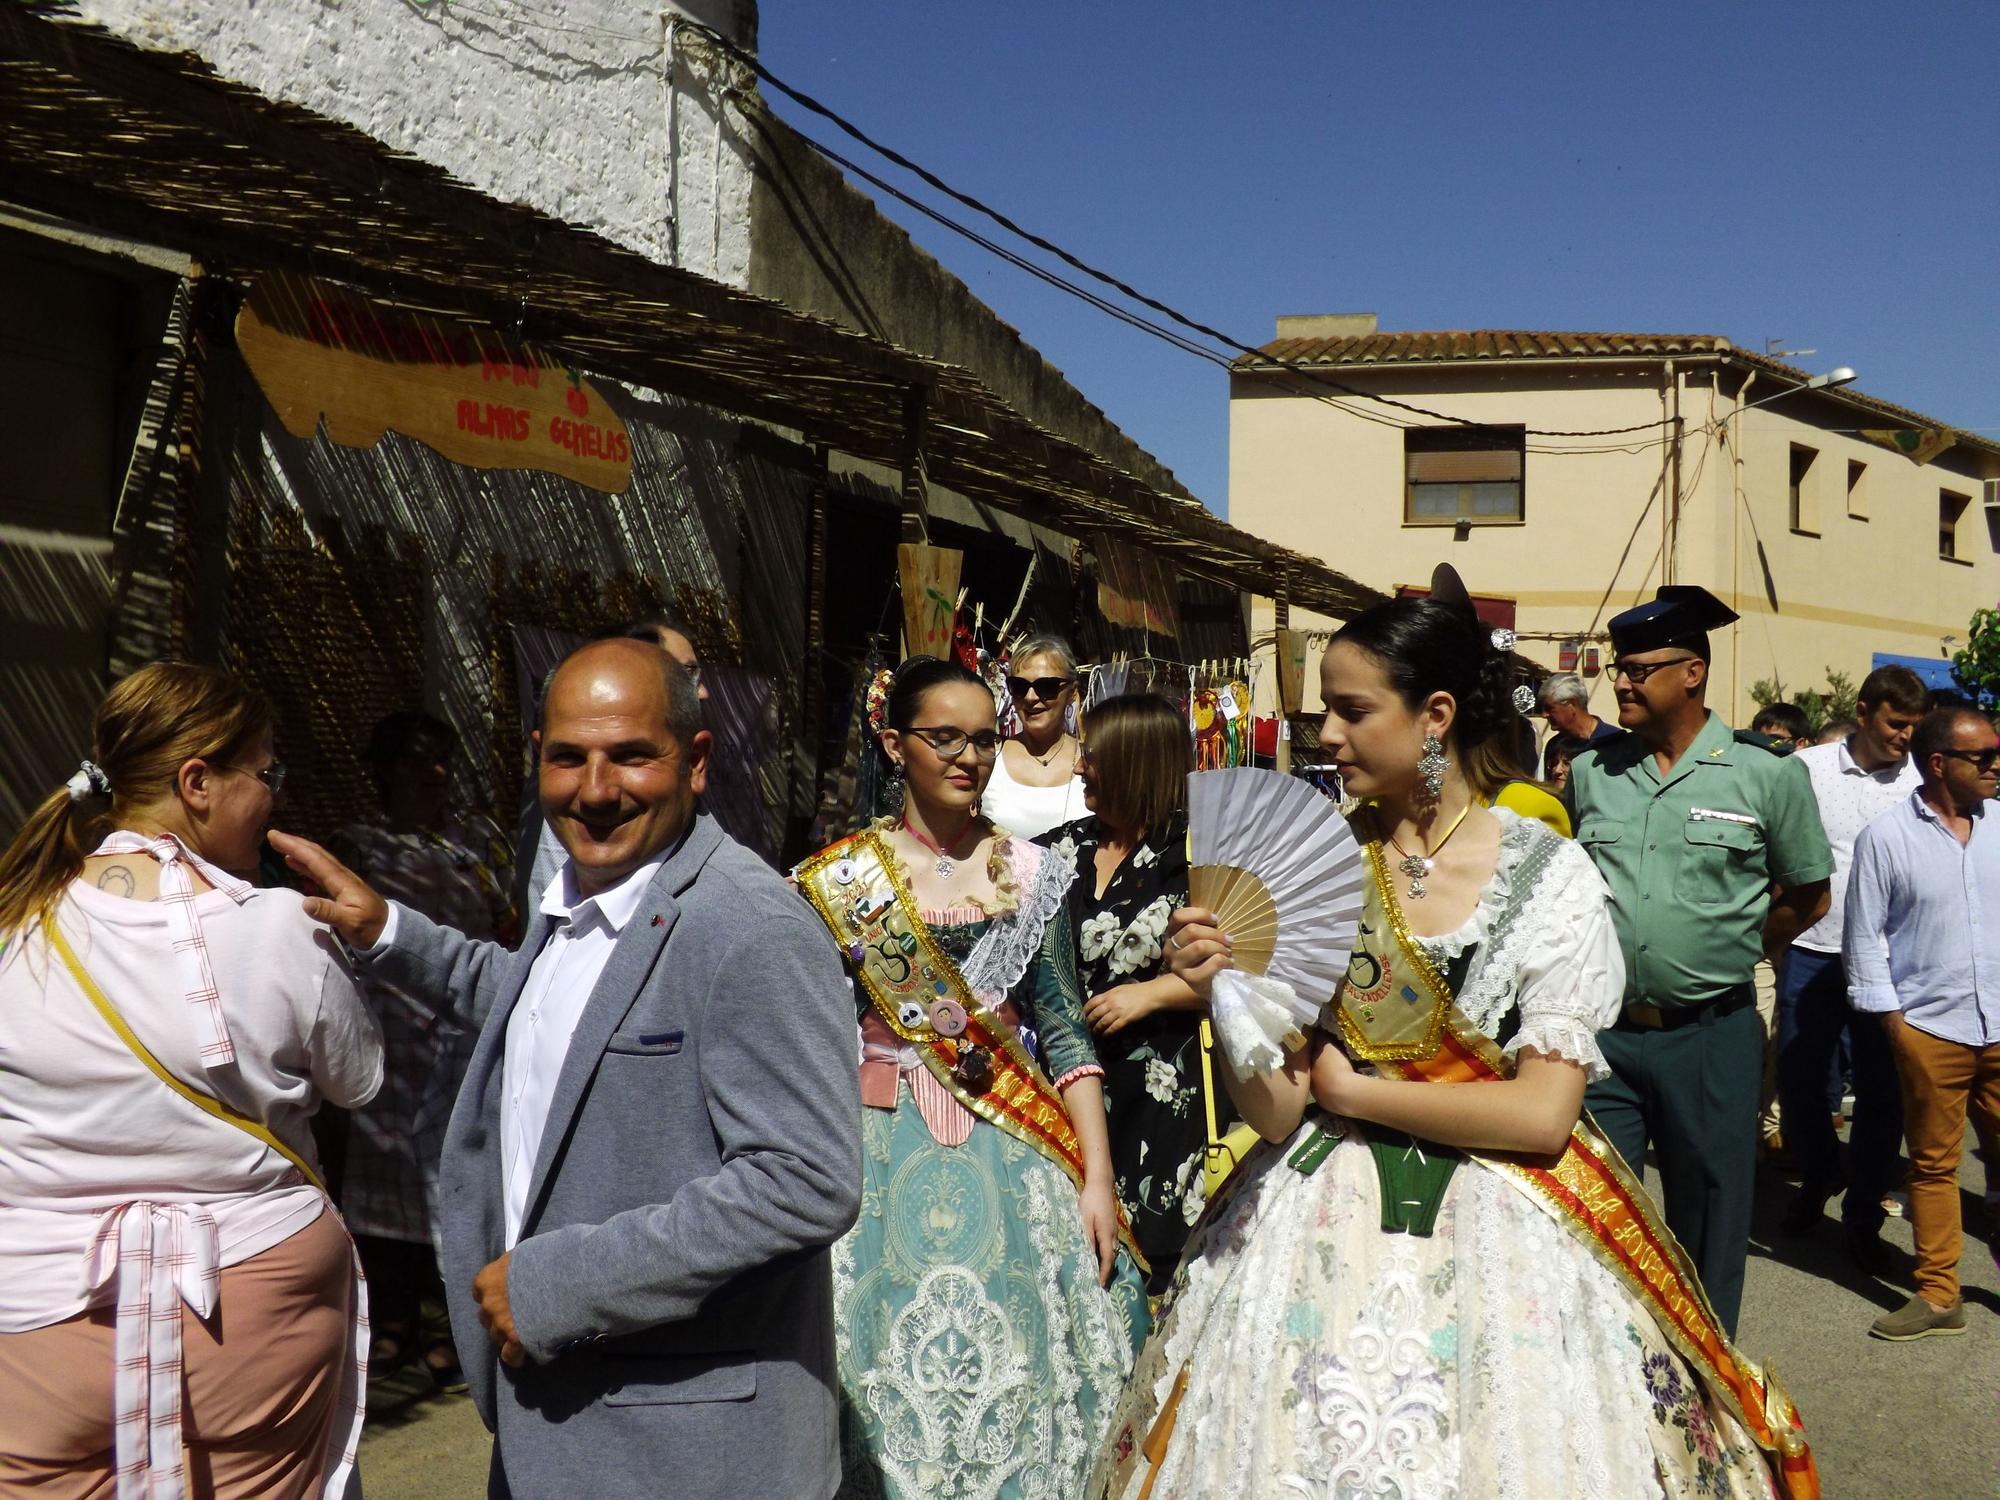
[
  {"xmin": 1054, "ymin": 1063, "xmax": 1105, "ymax": 1090},
  {"xmin": 1503, "ymin": 1018, "xmax": 1610, "ymax": 1083}
]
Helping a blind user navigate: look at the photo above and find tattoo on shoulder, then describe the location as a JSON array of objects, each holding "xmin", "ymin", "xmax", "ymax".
[{"xmin": 96, "ymin": 865, "xmax": 136, "ymax": 897}]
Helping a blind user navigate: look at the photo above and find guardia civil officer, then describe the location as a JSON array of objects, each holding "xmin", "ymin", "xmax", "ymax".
[{"xmin": 1568, "ymin": 587, "xmax": 1833, "ymax": 1335}]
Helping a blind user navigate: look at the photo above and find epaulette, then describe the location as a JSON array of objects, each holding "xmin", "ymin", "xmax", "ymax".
[{"xmin": 1733, "ymin": 729, "xmax": 1793, "ymax": 756}]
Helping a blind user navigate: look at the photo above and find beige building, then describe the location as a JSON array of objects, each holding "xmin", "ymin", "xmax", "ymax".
[{"xmin": 1232, "ymin": 318, "xmax": 2000, "ymax": 725}]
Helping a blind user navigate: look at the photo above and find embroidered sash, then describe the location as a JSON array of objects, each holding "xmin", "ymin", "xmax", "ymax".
[
  {"xmin": 797, "ymin": 830, "xmax": 1148, "ymax": 1273},
  {"xmin": 1333, "ymin": 837, "xmax": 1820, "ymax": 1500}
]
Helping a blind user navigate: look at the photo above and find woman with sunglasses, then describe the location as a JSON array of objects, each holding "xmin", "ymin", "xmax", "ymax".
[
  {"xmin": 794, "ymin": 656, "xmax": 1148, "ymax": 1500},
  {"xmin": 0, "ymin": 663, "xmax": 382, "ymax": 1498},
  {"xmin": 985, "ymin": 632, "xmax": 1088, "ymax": 839}
]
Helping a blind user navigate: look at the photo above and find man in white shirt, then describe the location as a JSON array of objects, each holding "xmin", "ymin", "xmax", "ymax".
[
  {"xmin": 277, "ymin": 639, "xmax": 859, "ymax": 1499},
  {"xmin": 1777, "ymin": 665, "xmax": 1926, "ymax": 1265}
]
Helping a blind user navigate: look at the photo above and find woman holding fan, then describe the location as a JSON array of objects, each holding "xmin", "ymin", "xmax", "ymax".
[
  {"xmin": 1090, "ymin": 574, "xmax": 1815, "ymax": 1500},
  {"xmin": 794, "ymin": 656, "xmax": 1148, "ymax": 1500}
]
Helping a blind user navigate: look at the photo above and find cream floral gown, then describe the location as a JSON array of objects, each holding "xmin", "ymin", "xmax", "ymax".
[{"xmin": 1091, "ymin": 811, "xmax": 1783, "ymax": 1500}]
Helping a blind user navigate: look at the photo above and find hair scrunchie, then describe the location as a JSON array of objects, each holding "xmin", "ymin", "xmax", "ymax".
[
  {"xmin": 864, "ymin": 667, "xmax": 897, "ymax": 743},
  {"xmin": 66, "ymin": 759, "xmax": 112, "ymax": 803}
]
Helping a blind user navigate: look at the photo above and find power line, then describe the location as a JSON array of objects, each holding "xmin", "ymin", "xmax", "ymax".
[{"xmin": 676, "ymin": 19, "xmax": 1674, "ymax": 442}]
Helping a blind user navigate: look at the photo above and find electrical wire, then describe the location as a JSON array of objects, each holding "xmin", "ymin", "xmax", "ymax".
[{"xmin": 675, "ymin": 18, "xmax": 1675, "ymax": 441}]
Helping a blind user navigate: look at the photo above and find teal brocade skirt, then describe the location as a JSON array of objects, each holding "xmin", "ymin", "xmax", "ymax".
[{"xmin": 833, "ymin": 1086, "xmax": 1151, "ymax": 1500}]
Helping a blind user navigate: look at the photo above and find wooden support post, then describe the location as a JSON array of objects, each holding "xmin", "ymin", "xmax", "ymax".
[
  {"xmin": 789, "ymin": 447, "xmax": 832, "ymax": 864},
  {"xmin": 1273, "ymin": 576, "xmax": 1293, "ymax": 772},
  {"xmin": 899, "ymin": 382, "xmax": 929, "ymax": 547}
]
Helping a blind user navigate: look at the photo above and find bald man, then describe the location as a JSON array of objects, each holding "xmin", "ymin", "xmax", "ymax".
[{"xmin": 275, "ymin": 640, "xmax": 860, "ymax": 1499}]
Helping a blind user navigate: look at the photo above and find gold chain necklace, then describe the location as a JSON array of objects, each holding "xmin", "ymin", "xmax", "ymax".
[{"xmin": 1385, "ymin": 803, "xmax": 1473, "ymax": 901}]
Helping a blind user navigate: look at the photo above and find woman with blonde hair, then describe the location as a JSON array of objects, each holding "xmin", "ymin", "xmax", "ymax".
[{"xmin": 0, "ymin": 662, "xmax": 382, "ymax": 1498}]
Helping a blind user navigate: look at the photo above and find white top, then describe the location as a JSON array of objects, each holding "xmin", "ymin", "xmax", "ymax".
[
  {"xmin": 982, "ymin": 750, "xmax": 1087, "ymax": 841},
  {"xmin": 0, "ymin": 882, "xmax": 382, "ymax": 1330},
  {"xmin": 501, "ymin": 855, "xmax": 665, "ymax": 1246},
  {"xmin": 1791, "ymin": 736, "xmax": 1919, "ymax": 953}
]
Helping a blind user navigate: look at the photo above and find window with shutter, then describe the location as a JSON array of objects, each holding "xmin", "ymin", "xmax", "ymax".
[{"xmin": 1403, "ymin": 425, "xmax": 1526, "ymax": 525}]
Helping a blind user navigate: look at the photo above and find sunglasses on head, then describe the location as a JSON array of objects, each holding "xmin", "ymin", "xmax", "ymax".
[{"xmin": 1006, "ymin": 675, "xmax": 1073, "ymax": 702}]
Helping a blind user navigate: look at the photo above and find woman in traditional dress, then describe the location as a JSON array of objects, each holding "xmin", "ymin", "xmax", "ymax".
[
  {"xmin": 1039, "ymin": 692, "xmax": 1236, "ymax": 1293},
  {"xmin": 795, "ymin": 656, "xmax": 1149, "ymax": 1500},
  {"xmin": 1091, "ymin": 582, "xmax": 1817, "ymax": 1500},
  {"xmin": 984, "ymin": 633, "xmax": 1088, "ymax": 839}
]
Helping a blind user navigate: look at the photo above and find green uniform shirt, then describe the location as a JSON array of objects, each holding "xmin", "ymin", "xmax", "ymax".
[{"xmin": 1570, "ymin": 711, "xmax": 1833, "ymax": 1007}]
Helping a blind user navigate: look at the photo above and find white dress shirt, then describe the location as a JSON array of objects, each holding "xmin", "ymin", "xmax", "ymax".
[
  {"xmin": 1792, "ymin": 736, "xmax": 1919, "ymax": 953},
  {"xmin": 497, "ymin": 855, "xmax": 666, "ymax": 1246}
]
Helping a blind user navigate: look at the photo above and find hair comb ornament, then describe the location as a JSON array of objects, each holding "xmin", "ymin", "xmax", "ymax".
[
  {"xmin": 1491, "ymin": 627, "xmax": 1518, "ymax": 654},
  {"xmin": 1512, "ymin": 684, "xmax": 1538, "ymax": 718},
  {"xmin": 865, "ymin": 668, "xmax": 896, "ymax": 742}
]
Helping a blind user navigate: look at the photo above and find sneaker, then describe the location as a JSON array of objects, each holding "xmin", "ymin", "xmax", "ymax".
[
  {"xmin": 1882, "ymin": 1192, "xmax": 1909, "ymax": 1219},
  {"xmin": 1870, "ymin": 1295, "xmax": 1967, "ymax": 1341}
]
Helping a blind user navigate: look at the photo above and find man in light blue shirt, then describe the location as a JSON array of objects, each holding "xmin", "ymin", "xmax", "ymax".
[{"xmin": 1844, "ymin": 706, "xmax": 2000, "ymax": 1341}]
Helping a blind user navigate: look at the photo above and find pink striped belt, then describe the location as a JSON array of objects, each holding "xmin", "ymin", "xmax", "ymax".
[{"xmin": 859, "ymin": 1002, "xmax": 1019, "ymax": 1148}]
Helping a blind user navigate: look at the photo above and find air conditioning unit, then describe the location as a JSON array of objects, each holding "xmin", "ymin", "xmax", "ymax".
[{"xmin": 1985, "ymin": 479, "xmax": 2000, "ymax": 512}]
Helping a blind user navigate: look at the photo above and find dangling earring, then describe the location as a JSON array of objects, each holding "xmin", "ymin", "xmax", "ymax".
[
  {"xmin": 1418, "ymin": 734, "xmax": 1448, "ymax": 805},
  {"xmin": 887, "ymin": 761, "xmax": 906, "ymax": 815},
  {"xmin": 1062, "ymin": 698, "xmax": 1080, "ymax": 738}
]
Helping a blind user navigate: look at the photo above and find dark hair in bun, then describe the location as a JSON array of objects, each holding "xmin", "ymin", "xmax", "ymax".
[
  {"xmin": 1331, "ymin": 598, "xmax": 1526, "ymax": 796},
  {"xmin": 885, "ymin": 656, "xmax": 987, "ymax": 735}
]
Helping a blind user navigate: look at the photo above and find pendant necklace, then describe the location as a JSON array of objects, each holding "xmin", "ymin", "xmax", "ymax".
[
  {"xmin": 900, "ymin": 816, "xmax": 975, "ymax": 880},
  {"xmin": 1028, "ymin": 734, "xmax": 1073, "ymax": 769},
  {"xmin": 1386, "ymin": 803, "xmax": 1473, "ymax": 901}
]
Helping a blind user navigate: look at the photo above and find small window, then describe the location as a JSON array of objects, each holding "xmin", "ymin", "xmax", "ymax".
[
  {"xmin": 1788, "ymin": 445, "xmax": 1819, "ymax": 534},
  {"xmin": 1941, "ymin": 490, "xmax": 1971, "ymax": 560},
  {"xmin": 1846, "ymin": 460, "xmax": 1868, "ymax": 520},
  {"xmin": 1404, "ymin": 425, "xmax": 1525, "ymax": 526}
]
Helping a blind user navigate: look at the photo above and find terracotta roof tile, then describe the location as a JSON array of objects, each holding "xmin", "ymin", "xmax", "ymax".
[{"xmin": 1235, "ymin": 330, "xmax": 1998, "ymax": 459}]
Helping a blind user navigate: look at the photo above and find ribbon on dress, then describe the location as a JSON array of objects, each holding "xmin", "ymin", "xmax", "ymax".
[
  {"xmin": 1334, "ymin": 835, "xmax": 1820, "ymax": 1500},
  {"xmin": 89, "ymin": 832, "xmax": 255, "ymax": 1070}
]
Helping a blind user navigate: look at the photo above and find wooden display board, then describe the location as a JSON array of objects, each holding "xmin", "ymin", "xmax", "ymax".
[
  {"xmin": 898, "ymin": 542, "xmax": 962, "ymax": 660},
  {"xmin": 235, "ymin": 273, "xmax": 633, "ymax": 493}
]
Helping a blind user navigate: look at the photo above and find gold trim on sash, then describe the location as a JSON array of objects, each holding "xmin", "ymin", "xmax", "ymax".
[
  {"xmin": 1337, "ymin": 832, "xmax": 1819, "ymax": 1499},
  {"xmin": 797, "ymin": 829, "xmax": 1148, "ymax": 1274}
]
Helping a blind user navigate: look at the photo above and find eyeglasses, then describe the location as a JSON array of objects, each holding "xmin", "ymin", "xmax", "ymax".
[
  {"xmin": 1609, "ymin": 655, "xmax": 1699, "ymax": 685},
  {"xmin": 228, "ymin": 761, "xmax": 287, "ymax": 795},
  {"xmin": 1006, "ymin": 675, "xmax": 1073, "ymax": 702},
  {"xmin": 905, "ymin": 726, "xmax": 1003, "ymax": 760},
  {"xmin": 1938, "ymin": 748, "xmax": 2000, "ymax": 771}
]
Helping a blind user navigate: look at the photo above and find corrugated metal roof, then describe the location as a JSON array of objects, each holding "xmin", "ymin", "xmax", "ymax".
[{"xmin": 1235, "ymin": 330, "xmax": 2000, "ymax": 459}]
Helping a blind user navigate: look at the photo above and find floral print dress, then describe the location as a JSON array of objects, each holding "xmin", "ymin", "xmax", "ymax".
[{"xmin": 1040, "ymin": 815, "xmax": 1237, "ymax": 1291}]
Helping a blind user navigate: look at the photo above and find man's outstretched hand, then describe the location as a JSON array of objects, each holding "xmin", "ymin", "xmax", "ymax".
[{"xmin": 268, "ymin": 830, "xmax": 390, "ymax": 949}]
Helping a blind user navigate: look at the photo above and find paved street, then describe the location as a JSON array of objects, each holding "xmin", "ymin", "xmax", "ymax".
[{"xmin": 355, "ymin": 1149, "xmax": 1999, "ymax": 1498}]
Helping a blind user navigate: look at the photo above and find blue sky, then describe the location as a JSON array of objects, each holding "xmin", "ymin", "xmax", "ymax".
[{"xmin": 758, "ymin": 2, "xmax": 2000, "ymax": 514}]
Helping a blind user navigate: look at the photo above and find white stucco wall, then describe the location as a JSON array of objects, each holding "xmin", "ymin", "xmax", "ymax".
[{"xmin": 75, "ymin": 0, "xmax": 754, "ymax": 286}]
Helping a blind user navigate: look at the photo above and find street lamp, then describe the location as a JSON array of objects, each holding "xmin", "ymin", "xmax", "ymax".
[{"xmin": 1737, "ymin": 366, "xmax": 1857, "ymax": 415}]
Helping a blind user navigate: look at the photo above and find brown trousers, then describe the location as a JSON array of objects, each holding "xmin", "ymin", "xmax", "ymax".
[
  {"xmin": 0, "ymin": 1208, "xmax": 352, "ymax": 1499},
  {"xmin": 1888, "ymin": 1019, "xmax": 2000, "ymax": 1305}
]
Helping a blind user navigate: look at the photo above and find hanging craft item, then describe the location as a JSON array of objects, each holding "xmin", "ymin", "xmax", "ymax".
[
  {"xmin": 897, "ymin": 544, "xmax": 963, "ymax": 660},
  {"xmin": 235, "ymin": 272, "xmax": 632, "ymax": 493},
  {"xmin": 1186, "ymin": 768, "xmax": 1366, "ymax": 1078},
  {"xmin": 1275, "ymin": 628, "xmax": 1311, "ymax": 716},
  {"xmin": 1191, "ymin": 687, "xmax": 1227, "ymax": 770}
]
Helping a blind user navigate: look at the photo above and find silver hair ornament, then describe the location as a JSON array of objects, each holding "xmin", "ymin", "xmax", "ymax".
[
  {"xmin": 66, "ymin": 759, "xmax": 111, "ymax": 802},
  {"xmin": 1512, "ymin": 684, "xmax": 1538, "ymax": 718},
  {"xmin": 1490, "ymin": 627, "xmax": 1517, "ymax": 654}
]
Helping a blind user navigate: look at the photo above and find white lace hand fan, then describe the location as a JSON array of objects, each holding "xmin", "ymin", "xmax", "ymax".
[{"xmin": 1187, "ymin": 768, "xmax": 1366, "ymax": 1078}]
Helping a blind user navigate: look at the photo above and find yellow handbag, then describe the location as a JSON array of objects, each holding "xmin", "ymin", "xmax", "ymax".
[{"xmin": 1198, "ymin": 1016, "xmax": 1262, "ymax": 1199}]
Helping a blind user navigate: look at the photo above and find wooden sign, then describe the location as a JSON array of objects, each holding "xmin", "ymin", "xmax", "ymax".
[
  {"xmin": 1275, "ymin": 627, "xmax": 1310, "ymax": 715},
  {"xmin": 898, "ymin": 543, "xmax": 962, "ymax": 660},
  {"xmin": 235, "ymin": 273, "xmax": 633, "ymax": 493}
]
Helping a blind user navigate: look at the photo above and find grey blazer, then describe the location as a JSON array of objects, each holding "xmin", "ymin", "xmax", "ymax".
[{"xmin": 367, "ymin": 815, "xmax": 861, "ymax": 1499}]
